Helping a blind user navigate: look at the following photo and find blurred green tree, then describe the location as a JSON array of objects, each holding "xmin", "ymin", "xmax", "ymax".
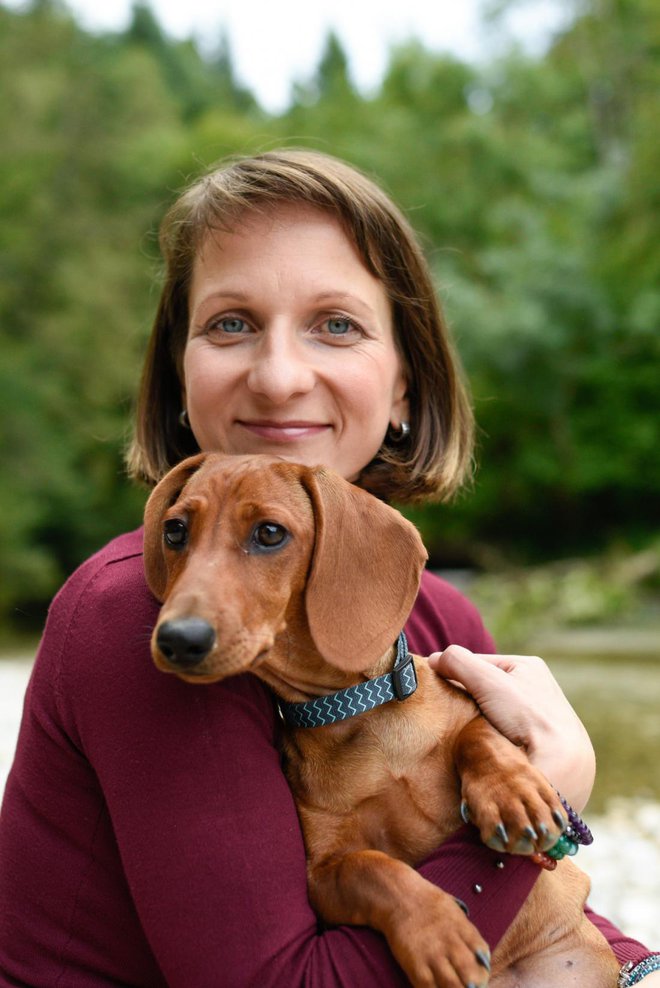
[{"xmin": 0, "ymin": 0, "xmax": 658, "ymax": 630}]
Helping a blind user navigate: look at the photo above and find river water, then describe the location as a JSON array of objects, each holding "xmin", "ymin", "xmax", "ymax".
[{"xmin": 1, "ymin": 655, "xmax": 658, "ymax": 949}]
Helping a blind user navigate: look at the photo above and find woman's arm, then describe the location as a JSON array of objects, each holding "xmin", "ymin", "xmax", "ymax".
[{"xmin": 428, "ymin": 646, "xmax": 595, "ymax": 810}]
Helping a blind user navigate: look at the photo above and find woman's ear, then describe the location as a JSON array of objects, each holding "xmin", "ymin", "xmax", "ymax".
[
  {"xmin": 300, "ymin": 467, "xmax": 427, "ymax": 672},
  {"xmin": 143, "ymin": 453, "xmax": 207, "ymax": 600},
  {"xmin": 390, "ymin": 361, "xmax": 410, "ymax": 430}
]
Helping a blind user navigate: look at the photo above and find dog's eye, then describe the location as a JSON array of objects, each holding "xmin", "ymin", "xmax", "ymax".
[
  {"xmin": 251, "ymin": 522, "xmax": 290, "ymax": 551},
  {"xmin": 163, "ymin": 518, "xmax": 188, "ymax": 549}
]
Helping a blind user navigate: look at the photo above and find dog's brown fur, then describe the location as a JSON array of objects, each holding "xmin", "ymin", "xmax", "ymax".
[{"xmin": 144, "ymin": 452, "xmax": 619, "ymax": 988}]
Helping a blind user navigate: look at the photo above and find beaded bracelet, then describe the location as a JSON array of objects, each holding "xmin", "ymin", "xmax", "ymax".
[
  {"xmin": 618, "ymin": 955, "xmax": 660, "ymax": 985},
  {"xmin": 531, "ymin": 793, "xmax": 593, "ymax": 871},
  {"xmin": 558, "ymin": 792, "xmax": 593, "ymax": 844}
]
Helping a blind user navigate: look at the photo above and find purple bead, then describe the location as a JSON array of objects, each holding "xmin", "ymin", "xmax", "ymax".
[{"xmin": 558, "ymin": 793, "xmax": 593, "ymax": 846}]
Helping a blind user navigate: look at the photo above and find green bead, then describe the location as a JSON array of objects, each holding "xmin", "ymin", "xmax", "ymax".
[
  {"xmin": 546, "ymin": 834, "xmax": 580, "ymax": 860},
  {"xmin": 558, "ymin": 834, "xmax": 578, "ymax": 855}
]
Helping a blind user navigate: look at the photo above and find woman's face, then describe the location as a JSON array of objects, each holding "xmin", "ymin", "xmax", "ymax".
[{"xmin": 182, "ymin": 204, "xmax": 409, "ymax": 482}]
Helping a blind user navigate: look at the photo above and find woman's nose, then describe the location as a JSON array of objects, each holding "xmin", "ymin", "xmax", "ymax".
[{"xmin": 246, "ymin": 332, "xmax": 316, "ymax": 404}]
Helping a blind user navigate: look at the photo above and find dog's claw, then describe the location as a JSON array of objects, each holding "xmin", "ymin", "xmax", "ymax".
[
  {"xmin": 476, "ymin": 948, "xmax": 491, "ymax": 971},
  {"xmin": 538, "ymin": 822, "xmax": 556, "ymax": 851},
  {"xmin": 512, "ymin": 835, "xmax": 535, "ymax": 854},
  {"xmin": 486, "ymin": 822, "xmax": 509, "ymax": 852},
  {"xmin": 453, "ymin": 896, "xmax": 470, "ymax": 916}
]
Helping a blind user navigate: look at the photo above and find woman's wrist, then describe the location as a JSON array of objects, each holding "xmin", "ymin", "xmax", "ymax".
[{"xmin": 523, "ymin": 702, "xmax": 596, "ymax": 812}]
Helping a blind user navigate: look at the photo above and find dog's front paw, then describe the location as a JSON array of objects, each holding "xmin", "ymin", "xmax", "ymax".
[
  {"xmin": 388, "ymin": 894, "xmax": 491, "ymax": 988},
  {"xmin": 460, "ymin": 764, "xmax": 567, "ymax": 856}
]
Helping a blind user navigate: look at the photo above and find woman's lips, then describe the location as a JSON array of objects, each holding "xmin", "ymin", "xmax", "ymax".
[{"xmin": 237, "ymin": 420, "xmax": 330, "ymax": 442}]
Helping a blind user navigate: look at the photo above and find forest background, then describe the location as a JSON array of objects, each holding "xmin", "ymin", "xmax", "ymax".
[{"xmin": 1, "ymin": 0, "xmax": 658, "ymax": 645}]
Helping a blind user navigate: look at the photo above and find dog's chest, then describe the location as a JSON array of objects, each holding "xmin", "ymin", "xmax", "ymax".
[{"xmin": 282, "ymin": 706, "xmax": 463, "ymax": 861}]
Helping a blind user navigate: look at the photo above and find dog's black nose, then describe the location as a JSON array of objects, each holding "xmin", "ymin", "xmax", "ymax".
[{"xmin": 156, "ymin": 618, "xmax": 216, "ymax": 668}]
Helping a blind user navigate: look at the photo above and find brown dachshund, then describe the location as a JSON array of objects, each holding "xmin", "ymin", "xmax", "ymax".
[{"xmin": 144, "ymin": 452, "xmax": 619, "ymax": 988}]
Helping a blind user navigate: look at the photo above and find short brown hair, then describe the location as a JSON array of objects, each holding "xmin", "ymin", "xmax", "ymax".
[{"xmin": 127, "ymin": 148, "xmax": 474, "ymax": 504}]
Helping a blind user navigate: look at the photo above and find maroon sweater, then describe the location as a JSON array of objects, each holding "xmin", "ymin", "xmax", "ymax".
[{"xmin": 0, "ymin": 529, "xmax": 647, "ymax": 986}]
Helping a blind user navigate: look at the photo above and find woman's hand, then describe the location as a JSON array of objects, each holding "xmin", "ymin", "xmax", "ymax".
[
  {"xmin": 640, "ymin": 974, "xmax": 660, "ymax": 986},
  {"xmin": 427, "ymin": 646, "xmax": 596, "ymax": 811}
]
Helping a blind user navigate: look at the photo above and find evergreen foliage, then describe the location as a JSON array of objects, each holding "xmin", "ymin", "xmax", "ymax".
[{"xmin": 1, "ymin": 0, "xmax": 658, "ymax": 629}]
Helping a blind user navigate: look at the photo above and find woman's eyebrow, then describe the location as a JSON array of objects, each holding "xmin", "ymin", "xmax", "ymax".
[
  {"xmin": 310, "ymin": 290, "xmax": 378, "ymax": 314},
  {"xmin": 190, "ymin": 291, "xmax": 250, "ymax": 319},
  {"xmin": 196, "ymin": 290, "xmax": 250, "ymax": 305}
]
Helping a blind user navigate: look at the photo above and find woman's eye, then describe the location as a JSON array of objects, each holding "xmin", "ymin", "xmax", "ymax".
[
  {"xmin": 251, "ymin": 522, "xmax": 290, "ymax": 551},
  {"xmin": 325, "ymin": 317, "xmax": 353, "ymax": 336},
  {"xmin": 163, "ymin": 518, "xmax": 188, "ymax": 549},
  {"xmin": 217, "ymin": 317, "xmax": 247, "ymax": 334}
]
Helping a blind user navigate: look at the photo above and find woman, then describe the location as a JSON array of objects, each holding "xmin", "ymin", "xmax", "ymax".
[{"xmin": 0, "ymin": 149, "xmax": 656, "ymax": 986}]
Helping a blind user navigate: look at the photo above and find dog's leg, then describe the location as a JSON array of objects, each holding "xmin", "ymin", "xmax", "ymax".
[
  {"xmin": 454, "ymin": 716, "xmax": 567, "ymax": 856},
  {"xmin": 309, "ymin": 850, "xmax": 492, "ymax": 988}
]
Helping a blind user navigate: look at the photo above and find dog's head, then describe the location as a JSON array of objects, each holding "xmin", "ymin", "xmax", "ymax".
[{"xmin": 144, "ymin": 453, "xmax": 428, "ymax": 686}]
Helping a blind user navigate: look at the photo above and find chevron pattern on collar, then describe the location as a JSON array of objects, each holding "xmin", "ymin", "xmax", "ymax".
[{"xmin": 278, "ymin": 632, "xmax": 417, "ymax": 729}]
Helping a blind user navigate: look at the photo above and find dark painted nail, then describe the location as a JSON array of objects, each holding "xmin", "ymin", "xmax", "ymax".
[
  {"xmin": 460, "ymin": 799, "xmax": 471, "ymax": 824},
  {"xmin": 454, "ymin": 896, "xmax": 470, "ymax": 916},
  {"xmin": 538, "ymin": 823, "xmax": 555, "ymax": 850},
  {"xmin": 476, "ymin": 948, "xmax": 491, "ymax": 971},
  {"xmin": 553, "ymin": 809, "xmax": 567, "ymax": 829},
  {"xmin": 496, "ymin": 822, "xmax": 509, "ymax": 846},
  {"xmin": 524, "ymin": 825, "xmax": 538, "ymax": 841}
]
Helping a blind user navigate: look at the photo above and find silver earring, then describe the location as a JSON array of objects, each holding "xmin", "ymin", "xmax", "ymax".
[
  {"xmin": 179, "ymin": 409, "xmax": 190, "ymax": 429},
  {"xmin": 390, "ymin": 421, "xmax": 410, "ymax": 441}
]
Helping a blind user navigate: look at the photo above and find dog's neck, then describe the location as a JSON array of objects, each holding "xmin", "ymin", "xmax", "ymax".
[{"xmin": 255, "ymin": 616, "xmax": 398, "ymax": 706}]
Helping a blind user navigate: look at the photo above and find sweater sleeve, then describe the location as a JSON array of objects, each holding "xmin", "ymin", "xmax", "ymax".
[{"xmin": 585, "ymin": 907, "xmax": 653, "ymax": 966}]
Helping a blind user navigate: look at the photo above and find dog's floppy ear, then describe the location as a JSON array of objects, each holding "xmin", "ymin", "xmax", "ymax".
[
  {"xmin": 301, "ymin": 467, "xmax": 428, "ymax": 672},
  {"xmin": 143, "ymin": 453, "xmax": 208, "ymax": 601}
]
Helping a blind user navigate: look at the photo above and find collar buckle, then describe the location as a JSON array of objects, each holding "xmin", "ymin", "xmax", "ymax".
[{"xmin": 392, "ymin": 650, "xmax": 417, "ymax": 701}]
